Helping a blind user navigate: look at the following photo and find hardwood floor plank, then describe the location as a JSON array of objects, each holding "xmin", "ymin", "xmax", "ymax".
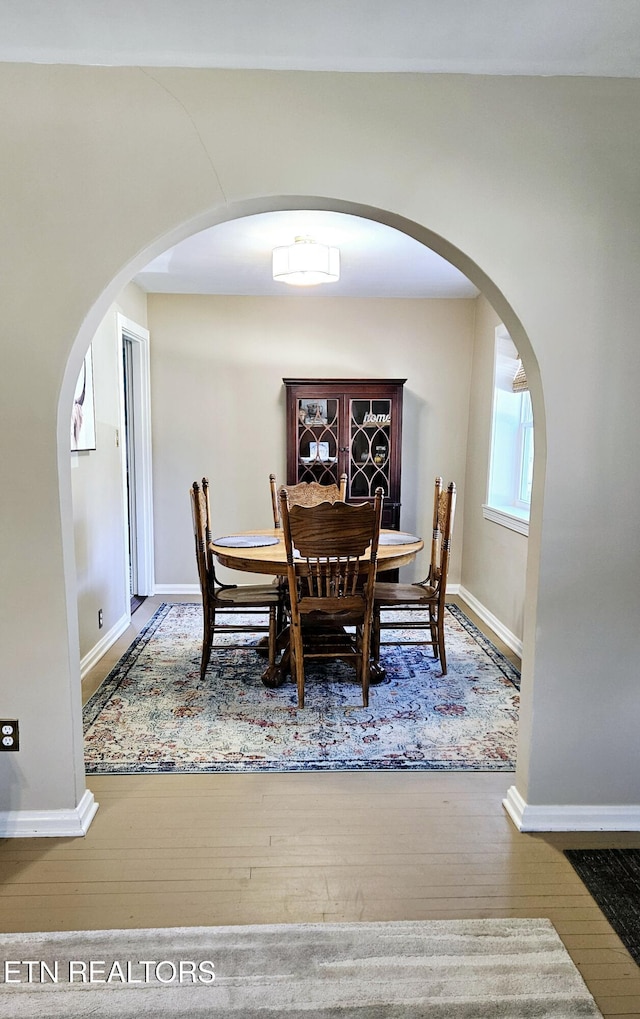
[{"xmin": 3, "ymin": 596, "xmax": 636, "ymax": 1018}]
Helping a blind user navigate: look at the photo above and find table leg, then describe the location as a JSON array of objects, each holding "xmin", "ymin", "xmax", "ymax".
[
  {"xmin": 369, "ymin": 658, "xmax": 386, "ymax": 683},
  {"xmin": 261, "ymin": 626, "xmax": 291, "ymax": 687}
]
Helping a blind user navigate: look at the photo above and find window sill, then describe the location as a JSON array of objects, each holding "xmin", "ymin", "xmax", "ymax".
[{"xmin": 482, "ymin": 504, "xmax": 529, "ymax": 536}]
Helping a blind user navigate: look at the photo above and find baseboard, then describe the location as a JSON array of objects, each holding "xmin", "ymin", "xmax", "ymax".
[
  {"xmin": 0, "ymin": 789, "xmax": 99, "ymax": 838},
  {"xmin": 503, "ymin": 785, "xmax": 640, "ymax": 832},
  {"xmin": 154, "ymin": 584, "xmax": 200, "ymax": 595},
  {"xmin": 457, "ymin": 586, "xmax": 523, "ymax": 658},
  {"xmin": 80, "ymin": 612, "xmax": 130, "ymax": 679}
]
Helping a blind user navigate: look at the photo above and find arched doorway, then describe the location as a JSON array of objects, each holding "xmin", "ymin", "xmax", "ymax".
[{"xmin": 61, "ymin": 197, "xmax": 543, "ymax": 833}]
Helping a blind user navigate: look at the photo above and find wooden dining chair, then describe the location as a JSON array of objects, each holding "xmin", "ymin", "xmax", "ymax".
[
  {"xmin": 372, "ymin": 478, "xmax": 457, "ymax": 674},
  {"xmin": 269, "ymin": 473, "xmax": 347, "ymax": 528},
  {"xmin": 269, "ymin": 473, "xmax": 348, "ymax": 636},
  {"xmin": 190, "ymin": 478, "xmax": 280, "ymax": 680},
  {"xmin": 280, "ymin": 486, "xmax": 383, "ymax": 708}
]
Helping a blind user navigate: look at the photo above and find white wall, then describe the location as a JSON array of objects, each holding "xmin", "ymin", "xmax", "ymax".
[
  {"xmin": 72, "ymin": 284, "xmax": 148, "ymax": 661},
  {"xmin": 2, "ymin": 65, "xmax": 640, "ymax": 829},
  {"xmin": 462, "ymin": 295, "xmax": 528, "ymax": 645},
  {"xmin": 148, "ymin": 294, "xmax": 475, "ymax": 589}
]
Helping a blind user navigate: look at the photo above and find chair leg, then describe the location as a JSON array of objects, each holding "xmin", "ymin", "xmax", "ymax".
[
  {"xmin": 290, "ymin": 619, "xmax": 305, "ymax": 708},
  {"xmin": 429, "ymin": 604, "xmax": 439, "ymax": 660},
  {"xmin": 371, "ymin": 606, "xmax": 381, "ymax": 663},
  {"xmin": 438, "ymin": 623, "xmax": 448, "ymax": 672},
  {"xmin": 437, "ymin": 616, "xmax": 447, "ymax": 675},
  {"xmin": 200, "ymin": 605, "xmax": 214, "ymax": 679},
  {"xmin": 360, "ymin": 623, "xmax": 371, "ymax": 708},
  {"xmin": 267, "ymin": 605, "xmax": 277, "ymax": 671}
]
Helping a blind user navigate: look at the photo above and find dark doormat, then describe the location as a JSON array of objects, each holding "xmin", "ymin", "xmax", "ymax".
[{"xmin": 564, "ymin": 848, "xmax": 640, "ymax": 966}]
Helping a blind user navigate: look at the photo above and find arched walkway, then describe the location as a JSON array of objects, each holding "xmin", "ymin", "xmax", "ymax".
[{"xmin": 61, "ymin": 196, "xmax": 544, "ymax": 832}]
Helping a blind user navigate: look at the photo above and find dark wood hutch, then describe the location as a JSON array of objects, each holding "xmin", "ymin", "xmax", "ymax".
[{"xmin": 283, "ymin": 378, "xmax": 406, "ymax": 530}]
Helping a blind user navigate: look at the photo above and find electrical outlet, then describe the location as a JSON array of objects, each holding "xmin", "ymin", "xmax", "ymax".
[
  {"xmin": 98, "ymin": 609, "xmax": 104, "ymax": 629},
  {"xmin": 0, "ymin": 721, "xmax": 19, "ymax": 751}
]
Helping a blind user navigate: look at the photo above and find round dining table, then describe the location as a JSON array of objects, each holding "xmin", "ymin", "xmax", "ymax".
[
  {"xmin": 210, "ymin": 527, "xmax": 423, "ymax": 576},
  {"xmin": 209, "ymin": 527, "xmax": 424, "ymax": 686}
]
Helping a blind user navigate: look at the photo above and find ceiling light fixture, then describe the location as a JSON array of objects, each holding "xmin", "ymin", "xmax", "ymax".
[{"xmin": 272, "ymin": 235, "xmax": 340, "ymax": 286}]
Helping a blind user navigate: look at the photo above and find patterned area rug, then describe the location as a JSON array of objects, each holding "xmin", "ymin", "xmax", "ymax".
[
  {"xmin": 83, "ymin": 603, "xmax": 520, "ymax": 775},
  {"xmin": 0, "ymin": 920, "xmax": 602, "ymax": 1018},
  {"xmin": 564, "ymin": 849, "xmax": 640, "ymax": 966}
]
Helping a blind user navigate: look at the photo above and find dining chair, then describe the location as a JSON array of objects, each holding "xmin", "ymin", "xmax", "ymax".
[
  {"xmin": 269, "ymin": 472, "xmax": 348, "ymax": 636},
  {"xmin": 190, "ymin": 478, "xmax": 280, "ymax": 680},
  {"xmin": 279, "ymin": 486, "xmax": 383, "ymax": 708},
  {"xmin": 269, "ymin": 473, "xmax": 347, "ymax": 528},
  {"xmin": 372, "ymin": 478, "xmax": 457, "ymax": 674}
]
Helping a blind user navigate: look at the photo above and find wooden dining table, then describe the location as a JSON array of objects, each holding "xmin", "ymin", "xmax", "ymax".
[{"xmin": 209, "ymin": 527, "xmax": 424, "ymax": 686}]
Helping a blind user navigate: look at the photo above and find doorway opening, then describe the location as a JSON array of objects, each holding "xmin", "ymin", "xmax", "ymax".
[
  {"xmin": 117, "ymin": 314, "xmax": 154, "ymax": 613},
  {"xmin": 60, "ymin": 196, "xmax": 541, "ymax": 828}
]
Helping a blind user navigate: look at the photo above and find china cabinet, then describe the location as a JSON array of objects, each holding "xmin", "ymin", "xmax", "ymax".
[{"xmin": 283, "ymin": 378, "xmax": 405, "ymax": 530}]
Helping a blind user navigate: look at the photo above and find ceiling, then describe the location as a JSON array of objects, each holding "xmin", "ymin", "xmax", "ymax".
[
  {"xmin": 4, "ymin": 1, "xmax": 637, "ymax": 299},
  {"xmin": 1, "ymin": 1, "xmax": 639, "ymax": 76},
  {"xmin": 134, "ymin": 211, "xmax": 479, "ymax": 299}
]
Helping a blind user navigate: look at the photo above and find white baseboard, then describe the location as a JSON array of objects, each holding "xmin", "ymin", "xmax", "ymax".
[
  {"xmin": 154, "ymin": 584, "xmax": 200, "ymax": 595},
  {"xmin": 503, "ymin": 785, "xmax": 640, "ymax": 832},
  {"xmin": 457, "ymin": 586, "xmax": 523, "ymax": 658},
  {"xmin": 0, "ymin": 789, "xmax": 99, "ymax": 838},
  {"xmin": 80, "ymin": 612, "xmax": 130, "ymax": 679}
]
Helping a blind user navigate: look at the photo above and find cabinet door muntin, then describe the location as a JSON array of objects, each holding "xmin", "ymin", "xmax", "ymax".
[
  {"xmin": 349, "ymin": 397, "xmax": 392, "ymax": 499},
  {"xmin": 296, "ymin": 396, "xmax": 340, "ymax": 484}
]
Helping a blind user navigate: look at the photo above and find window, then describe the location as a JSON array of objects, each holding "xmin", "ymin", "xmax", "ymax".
[{"xmin": 483, "ymin": 325, "xmax": 533, "ymax": 535}]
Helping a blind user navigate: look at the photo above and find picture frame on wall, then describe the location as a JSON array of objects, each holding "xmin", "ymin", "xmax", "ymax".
[{"xmin": 70, "ymin": 346, "xmax": 96, "ymax": 451}]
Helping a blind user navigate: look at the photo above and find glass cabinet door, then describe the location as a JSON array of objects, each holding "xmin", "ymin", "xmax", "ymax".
[
  {"xmin": 284, "ymin": 379, "xmax": 405, "ymax": 531},
  {"xmin": 296, "ymin": 397, "xmax": 340, "ymax": 485},
  {"xmin": 349, "ymin": 398, "xmax": 392, "ymax": 499}
]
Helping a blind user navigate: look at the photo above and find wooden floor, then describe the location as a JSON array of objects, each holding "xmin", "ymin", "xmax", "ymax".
[{"xmin": 1, "ymin": 596, "xmax": 638, "ymax": 1016}]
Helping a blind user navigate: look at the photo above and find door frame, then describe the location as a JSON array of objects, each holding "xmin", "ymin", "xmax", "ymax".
[{"xmin": 116, "ymin": 313, "xmax": 154, "ymax": 598}]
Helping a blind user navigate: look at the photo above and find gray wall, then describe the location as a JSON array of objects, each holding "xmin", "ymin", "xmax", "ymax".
[{"xmin": 2, "ymin": 66, "xmax": 639, "ymax": 829}]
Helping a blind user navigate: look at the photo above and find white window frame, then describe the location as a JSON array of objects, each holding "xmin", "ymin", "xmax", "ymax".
[
  {"xmin": 515, "ymin": 390, "xmax": 534, "ymax": 509},
  {"xmin": 483, "ymin": 325, "xmax": 532, "ymax": 536}
]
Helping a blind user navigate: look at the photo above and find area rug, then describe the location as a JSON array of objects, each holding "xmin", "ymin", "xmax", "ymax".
[
  {"xmin": 0, "ymin": 919, "xmax": 603, "ymax": 1017},
  {"xmin": 83, "ymin": 602, "xmax": 520, "ymax": 775},
  {"xmin": 564, "ymin": 848, "xmax": 640, "ymax": 966}
]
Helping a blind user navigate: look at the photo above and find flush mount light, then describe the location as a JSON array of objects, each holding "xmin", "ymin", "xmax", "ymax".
[{"xmin": 272, "ymin": 235, "xmax": 340, "ymax": 286}]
